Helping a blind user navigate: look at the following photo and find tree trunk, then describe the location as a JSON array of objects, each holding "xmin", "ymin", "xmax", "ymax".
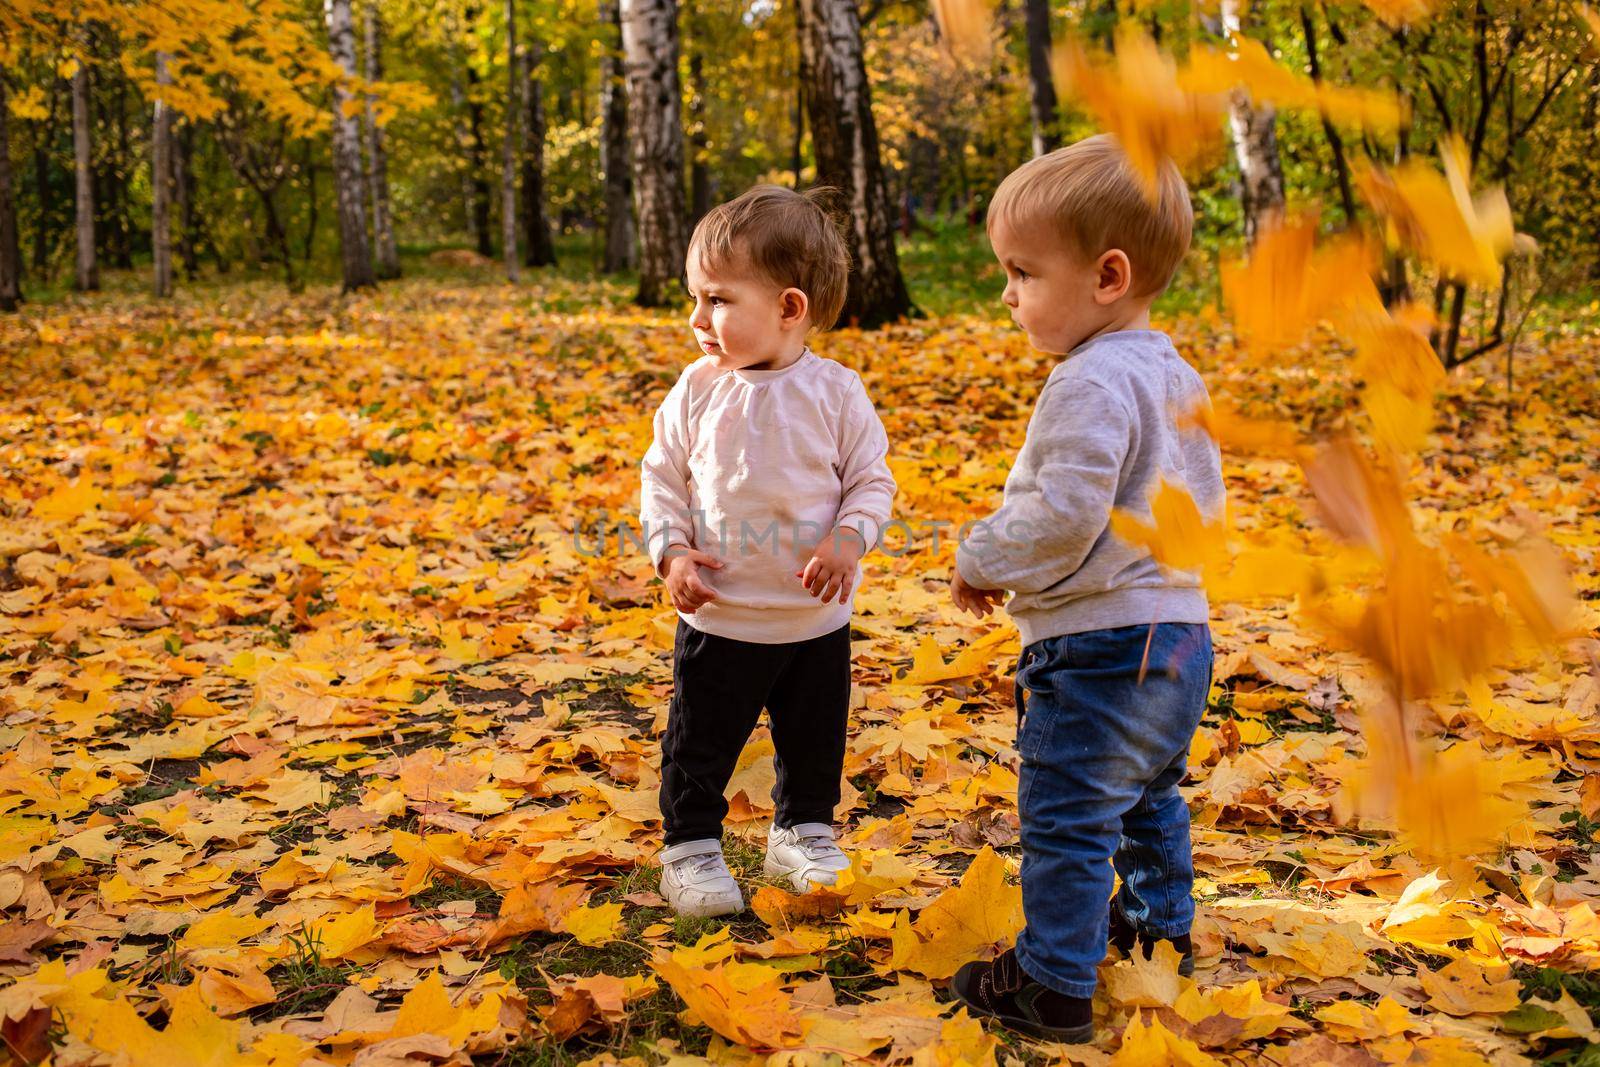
[
  {"xmin": 175, "ymin": 122, "xmax": 198, "ymax": 279},
  {"xmin": 501, "ymin": 0, "xmax": 520, "ymax": 282},
  {"xmin": 521, "ymin": 38, "xmax": 556, "ymax": 267},
  {"xmin": 0, "ymin": 75, "xmax": 20, "ymax": 311},
  {"xmin": 1023, "ymin": 0, "xmax": 1060, "ymax": 157},
  {"xmin": 1221, "ymin": 0, "xmax": 1285, "ymax": 244},
  {"xmin": 324, "ymin": 0, "xmax": 375, "ymax": 291},
  {"xmin": 152, "ymin": 52, "xmax": 174, "ymax": 297},
  {"xmin": 363, "ymin": 1, "xmax": 401, "ymax": 279},
  {"xmin": 1298, "ymin": 3, "xmax": 1356, "ymax": 226},
  {"xmin": 687, "ymin": 48, "xmax": 711, "ymax": 222},
  {"xmin": 597, "ymin": 0, "xmax": 636, "ymax": 272},
  {"xmin": 72, "ymin": 38, "xmax": 98, "ymax": 291},
  {"xmin": 465, "ymin": 66, "xmax": 493, "ymax": 256},
  {"xmin": 620, "ymin": 0, "xmax": 688, "ymax": 306},
  {"xmin": 112, "ymin": 70, "xmax": 132, "ymax": 268},
  {"xmin": 790, "ymin": 77, "xmax": 804, "ymax": 188},
  {"xmin": 449, "ymin": 63, "xmax": 480, "ymax": 250},
  {"xmin": 796, "ymin": 0, "xmax": 913, "ymax": 328}
]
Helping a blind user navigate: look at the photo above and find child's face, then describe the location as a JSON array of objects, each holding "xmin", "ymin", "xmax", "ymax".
[
  {"xmin": 990, "ymin": 218, "xmax": 1136, "ymax": 355},
  {"xmin": 685, "ymin": 251, "xmax": 808, "ymax": 372}
]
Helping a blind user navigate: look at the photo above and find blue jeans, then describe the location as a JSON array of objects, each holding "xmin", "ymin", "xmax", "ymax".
[{"xmin": 1012, "ymin": 622, "xmax": 1213, "ymax": 998}]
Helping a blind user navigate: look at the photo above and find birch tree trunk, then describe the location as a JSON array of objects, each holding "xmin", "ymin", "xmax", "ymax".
[
  {"xmin": 0, "ymin": 75, "xmax": 22, "ymax": 311},
  {"xmin": 597, "ymin": 0, "xmax": 636, "ymax": 272},
  {"xmin": 72, "ymin": 37, "xmax": 98, "ymax": 292},
  {"xmin": 796, "ymin": 0, "xmax": 913, "ymax": 327},
  {"xmin": 521, "ymin": 38, "xmax": 556, "ymax": 267},
  {"xmin": 501, "ymin": 0, "xmax": 521, "ymax": 282},
  {"xmin": 1023, "ymin": 0, "xmax": 1060, "ymax": 157},
  {"xmin": 1221, "ymin": 0, "xmax": 1285, "ymax": 244},
  {"xmin": 325, "ymin": 0, "xmax": 376, "ymax": 290},
  {"xmin": 363, "ymin": 1, "xmax": 401, "ymax": 279},
  {"xmin": 151, "ymin": 52, "xmax": 173, "ymax": 297},
  {"xmin": 620, "ymin": 0, "xmax": 688, "ymax": 306}
]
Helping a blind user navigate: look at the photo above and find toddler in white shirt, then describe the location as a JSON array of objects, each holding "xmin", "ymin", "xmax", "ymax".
[{"xmin": 639, "ymin": 185, "xmax": 896, "ymax": 917}]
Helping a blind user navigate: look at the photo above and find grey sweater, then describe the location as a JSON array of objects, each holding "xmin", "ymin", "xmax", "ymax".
[{"xmin": 955, "ymin": 330, "xmax": 1224, "ymax": 646}]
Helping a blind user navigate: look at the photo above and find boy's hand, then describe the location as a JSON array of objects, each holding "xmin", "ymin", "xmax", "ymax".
[
  {"xmin": 951, "ymin": 568, "xmax": 1006, "ymax": 617},
  {"xmin": 662, "ymin": 548, "xmax": 723, "ymax": 612},
  {"xmin": 796, "ymin": 529, "xmax": 866, "ymax": 605}
]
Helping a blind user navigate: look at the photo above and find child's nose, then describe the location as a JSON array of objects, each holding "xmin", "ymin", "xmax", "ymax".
[{"xmin": 1002, "ymin": 283, "xmax": 1019, "ymax": 308}]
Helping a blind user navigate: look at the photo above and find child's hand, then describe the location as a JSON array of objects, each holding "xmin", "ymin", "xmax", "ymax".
[
  {"xmin": 951, "ymin": 568, "xmax": 1006, "ymax": 617},
  {"xmin": 796, "ymin": 530, "xmax": 865, "ymax": 605},
  {"xmin": 662, "ymin": 549, "xmax": 723, "ymax": 612}
]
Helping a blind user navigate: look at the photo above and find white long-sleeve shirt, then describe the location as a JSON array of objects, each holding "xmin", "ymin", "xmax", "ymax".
[{"xmin": 639, "ymin": 348, "xmax": 896, "ymax": 644}]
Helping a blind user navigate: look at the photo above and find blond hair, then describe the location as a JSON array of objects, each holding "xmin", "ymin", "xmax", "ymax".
[
  {"xmin": 987, "ymin": 134, "xmax": 1193, "ymax": 298},
  {"xmin": 688, "ymin": 185, "xmax": 851, "ymax": 330}
]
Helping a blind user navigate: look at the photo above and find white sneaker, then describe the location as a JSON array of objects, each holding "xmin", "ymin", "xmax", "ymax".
[
  {"xmin": 764, "ymin": 822, "xmax": 849, "ymax": 892},
  {"xmin": 659, "ymin": 839, "xmax": 743, "ymax": 918}
]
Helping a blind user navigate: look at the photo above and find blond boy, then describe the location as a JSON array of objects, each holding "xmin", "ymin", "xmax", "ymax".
[{"xmin": 947, "ymin": 136, "xmax": 1223, "ymax": 1042}]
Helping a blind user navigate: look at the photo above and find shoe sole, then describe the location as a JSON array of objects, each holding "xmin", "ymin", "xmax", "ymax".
[
  {"xmin": 947, "ymin": 981, "xmax": 1095, "ymax": 1044},
  {"xmin": 664, "ymin": 894, "xmax": 744, "ymax": 918},
  {"xmin": 659, "ymin": 877, "xmax": 744, "ymax": 918},
  {"xmin": 762, "ymin": 856, "xmax": 843, "ymax": 892}
]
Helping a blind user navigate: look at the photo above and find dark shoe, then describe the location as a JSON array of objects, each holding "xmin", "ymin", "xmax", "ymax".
[
  {"xmin": 950, "ymin": 947, "xmax": 1094, "ymax": 1043},
  {"xmin": 1108, "ymin": 905, "xmax": 1194, "ymax": 976}
]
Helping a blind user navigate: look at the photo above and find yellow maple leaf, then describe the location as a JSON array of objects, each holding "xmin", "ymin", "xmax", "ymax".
[
  {"xmin": 1221, "ymin": 212, "xmax": 1381, "ymax": 351},
  {"xmin": 303, "ymin": 904, "xmax": 382, "ymax": 959},
  {"xmin": 651, "ymin": 953, "xmax": 808, "ymax": 1049},
  {"xmin": 1112, "ymin": 1010, "xmax": 1224, "ymax": 1066},
  {"xmin": 1185, "ymin": 35, "xmax": 1404, "ymax": 132},
  {"xmin": 1418, "ymin": 958, "xmax": 1522, "ymax": 1016},
  {"xmin": 388, "ymin": 971, "xmax": 509, "ymax": 1048},
  {"xmin": 1104, "ymin": 938, "xmax": 1185, "ymax": 1007},
  {"xmin": 887, "ymin": 846, "xmax": 1022, "ymax": 979},
  {"xmin": 930, "ymin": 0, "xmax": 997, "ymax": 63},
  {"xmin": 1359, "ymin": 0, "xmax": 1439, "ymax": 26},
  {"xmin": 1110, "ymin": 478, "xmax": 1228, "ymax": 574},
  {"xmin": 33, "ymin": 475, "xmax": 107, "ymax": 524},
  {"xmin": 72, "ymin": 984, "xmax": 245, "ymax": 1067},
  {"xmin": 561, "ymin": 902, "xmax": 624, "ymax": 946},
  {"xmin": 1052, "ymin": 24, "xmax": 1226, "ymax": 197}
]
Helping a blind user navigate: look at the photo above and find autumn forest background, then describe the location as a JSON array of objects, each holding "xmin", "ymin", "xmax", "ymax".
[{"xmin": 1, "ymin": 0, "xmax": 1600, "ymax": 1064}]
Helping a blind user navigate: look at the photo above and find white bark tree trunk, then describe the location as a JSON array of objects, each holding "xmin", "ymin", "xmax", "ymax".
[
  {"xmin": 620, "ymin": 0, "xmax": 688, "ymax": 306},
  {"xmin": 363, "ymin": 2, "xmax": 400, "ymax": 279},
  {"xmin": 1221, "ymin": 0, "xmax": 1286, "ymax": 244},
  {"xmin": 72, "ymin": 40, "xmax": 98, "ymax": 292},
  {"xmin": 152, "ymin": 52, "xmax": 173, "ymax": 297},
  {"xmin": 796, "ymin": 0, "xmax": 912, "ymax": 327},
  {"xmin": 324, "ymin": 0, "xmax": 375, "ymax": 291},
  {"xmin": 501, "ymin": 0, "xmax": 520, "ymax": 282}
]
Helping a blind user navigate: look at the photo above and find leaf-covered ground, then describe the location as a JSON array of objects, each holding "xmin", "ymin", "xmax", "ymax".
[{"xmin": 1, "ymin": 273, "xmax": 1598, "ymax": 1065}]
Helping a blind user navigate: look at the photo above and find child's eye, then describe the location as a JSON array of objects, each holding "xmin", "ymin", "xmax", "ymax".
[
  {"xmin": 709, "ymin": 297, "xmax": 725, "ymax": 307},
  {"xmin": 1015, "ymin": 269, "xmax": 1030, "ymax": 281}
]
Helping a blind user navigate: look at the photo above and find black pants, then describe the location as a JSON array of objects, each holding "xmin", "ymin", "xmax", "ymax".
[{"xmin": 660, "ymin": 620, "xmax": 852, "ymax": 845}]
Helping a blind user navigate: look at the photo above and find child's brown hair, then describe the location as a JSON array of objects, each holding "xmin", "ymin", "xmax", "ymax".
[
  {"xmin": 987, "ymin": 134, "xmax": 1193, "ymax": 298},
  {"xmin": 688, "ymin": 185, "xmax": 851, "ymax": 329}
]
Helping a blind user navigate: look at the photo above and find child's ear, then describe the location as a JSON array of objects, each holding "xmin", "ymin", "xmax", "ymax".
[
  {"xmin": 779, "ymin": 287, "xmax": 810, "ymax": 329},
  {"xmin": 1093, "ymin": 250, "xmax": 1134, "ymax": 305}
]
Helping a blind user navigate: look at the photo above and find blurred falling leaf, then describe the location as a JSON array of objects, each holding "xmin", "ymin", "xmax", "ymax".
[
  {"xmin": 1052, "ymin": 23, "xmax": 1227, "ymax": 197},
  {"xmin": 1357, "ymin": 136, "xmax": 1516, "ymax": 286}
]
